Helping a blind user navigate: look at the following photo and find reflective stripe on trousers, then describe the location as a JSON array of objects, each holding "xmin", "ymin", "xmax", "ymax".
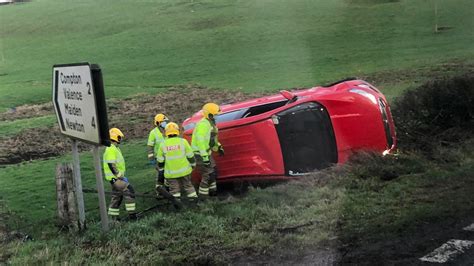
[
  {"xmin": 108, "ymin": 208, "xmax": 120, "ymax": 216},
  {"xmin": 125, "ymin": 203, "xmax": 136, "ymax": 211},
  {"xmin": 199, "ymin": 186, "xmax": 209, "ymax": 195},
  {"xmin": 209, "ymin": 182, "xmax": 217, "ymax": 190}
]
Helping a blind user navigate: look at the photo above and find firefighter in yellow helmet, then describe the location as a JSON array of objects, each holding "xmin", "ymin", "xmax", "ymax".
[
  {"xmin": 191, "ymin": 103, "xmax": 224, "ymax": 197},
  {"xmin": 147, "ymin": 113, "xmax": 169, "ymax": 188},
  {"xmin": 156, "ymin": 122, "xmax": 198, "ymax": 203},
  {"xmin": 103, "ymin": 128, "xmax": 136, "ymax": 219}
]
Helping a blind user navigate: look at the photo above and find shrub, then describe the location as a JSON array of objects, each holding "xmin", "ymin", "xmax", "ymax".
[{"xmin": 391, "ymin": 74, "xmax": 474, "ymax": 154}]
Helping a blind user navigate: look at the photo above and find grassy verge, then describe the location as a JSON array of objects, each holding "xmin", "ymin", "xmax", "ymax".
[{"xmin": 1, "ymin": 137, "xmax": 473, "ymax": 263}]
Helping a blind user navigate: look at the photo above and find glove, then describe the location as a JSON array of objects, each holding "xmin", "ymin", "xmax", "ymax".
[
  {"xmin": 148, "ymin": 153, "xmax": 156, "ymax": 165},
  {"xmin": 218, "ymin": 146, "xmax": 225, "ymax": 157}
]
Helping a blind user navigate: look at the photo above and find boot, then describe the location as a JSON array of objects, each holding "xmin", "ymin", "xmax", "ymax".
[{"xmin": 128, "ymin": 213, "xmax": 138, "ymax": 221}]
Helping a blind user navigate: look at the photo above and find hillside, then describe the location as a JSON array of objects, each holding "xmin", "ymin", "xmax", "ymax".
[{"xmin": 0, "ymin": 0, "xmax": 473, "ymax": 109}]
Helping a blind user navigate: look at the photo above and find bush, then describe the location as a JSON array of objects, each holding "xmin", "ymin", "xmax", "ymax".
[{"xmin": 391, "ymin": 74, "xmax": 474, "ymax": 153}]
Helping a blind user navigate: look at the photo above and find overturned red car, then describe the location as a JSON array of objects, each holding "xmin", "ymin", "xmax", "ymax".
[{"xmin": 182, "ymin": 78, "xmax": 397, "ymax": 182}]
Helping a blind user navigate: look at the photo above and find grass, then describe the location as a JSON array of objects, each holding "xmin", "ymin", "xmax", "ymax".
[
  {"xmin": 1, "ymin": 138, "xmax": 473, "ymax": 263},
  {"xmin": 1, "ymin": 0, "xmax": 473, "ymax": 109},
  {"xmin": 0, "ymin": 115, "xmax": 55, "ymax": 137},
  {"xmin": 0, "ymin": 138, "xmax": 344, "ymax": 263}
]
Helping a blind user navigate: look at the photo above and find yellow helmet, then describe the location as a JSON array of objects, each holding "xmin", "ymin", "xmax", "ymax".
[
  {"xmin": 202, "ymin": 103, "xmax": 221, "ymax": 119},
  {"xmin": 154, "ymin": 113, "xmax": 169, "ymax": 125},
  {"xmin": 165, "ymin": 122, "xmax": 180, "ymax": 137},
  {"xmin": 109, "ymin": 128, "xmax": 124, "ymax": 143}
]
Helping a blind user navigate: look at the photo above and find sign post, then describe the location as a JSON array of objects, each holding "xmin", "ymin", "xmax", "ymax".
[
  {"xmin": 52, "ymin": 62, "xmax": 110, "ymax": 232},
  {"xmin": 92, "ymin": 146, "xmax": 108, "ymax": 231},
  {"xmin": 71, "ymin": 139, "xmax": 86, "ymax": 230}
]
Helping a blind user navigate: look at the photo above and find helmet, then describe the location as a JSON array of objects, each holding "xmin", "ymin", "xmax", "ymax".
[
  {"xmin": 109, "ymin": 128, "xmax": 124, "ymax": 143},
  {"xmin": 165, "ymin": 122, "xmax": 180, "ymax": 137},
  {"xmin": 154, "ymin": 114, "xmax": 169, "ymax": 125},
  {"xmin": 202, "ymin": 103, "xmax": 221, "ymax": 119}
]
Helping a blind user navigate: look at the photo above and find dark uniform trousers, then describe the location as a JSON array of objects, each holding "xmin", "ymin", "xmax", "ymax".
[
  {"xmin": 108, "ymin": 179, "xmax": 136, "ymax": 216},
  {"xmin": 195, "ymin": 154, "xmax": 217, "ymax": 196},
  {"xmin": 167, "ymin": 174, "xmax": 198, "ymax": 199}
]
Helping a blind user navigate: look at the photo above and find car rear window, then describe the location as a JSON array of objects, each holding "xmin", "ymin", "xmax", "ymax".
[{"xmin": 184, "ymin": 100, "xmax": 288, "ymax": 132}]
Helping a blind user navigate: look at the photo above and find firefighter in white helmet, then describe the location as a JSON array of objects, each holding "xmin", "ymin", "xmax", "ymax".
[
  {"xmin": 157, "ymin": 122, "xmax": 198, "ymax": 203},
  {"xmin": 103, "ymin": 128, "xmax": 136, "ymax": 219},
  {"xmin": 191, "ymin": 103, "xmax": 224, "ymax": 197},
  {"xmin": 147, "ymin": 113, "xmax": 169, "ymax": 189}
]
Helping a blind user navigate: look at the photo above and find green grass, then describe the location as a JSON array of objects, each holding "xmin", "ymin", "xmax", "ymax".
[
  {"xmin": 0, "ymin": 139, "xmax": 344, "ymax": 264},
  {"xmin": 1, "ymin": 0, "xmax": 473, "ymax": 109},
  {"xmin": 0, "ymin": 115, "xmax": 56, "ymax": 137},
  {"xmin": 1, "ymin": 138, "xmax": 473, "ymax": 263}
]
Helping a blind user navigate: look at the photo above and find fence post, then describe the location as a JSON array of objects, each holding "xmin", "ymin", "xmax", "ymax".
[{"xmin": 56, "ymin": 163, "xmax": 78, "ymax": 229}]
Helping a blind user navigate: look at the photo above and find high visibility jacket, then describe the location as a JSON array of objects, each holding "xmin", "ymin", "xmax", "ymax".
[
  {"xmin": 147, "ymin": 127, "xmax": 165, "ymax": 156},
  {"xmin": 103, "ymin": 144, "xmax": 126, "ymax": 181},
  {"xmin": 191, "ymin": 118, "xmax": 220, "ymax": 158},
  {"xmin": 157, "ymin": 137, "xmax": 195, "ymax": 179}
]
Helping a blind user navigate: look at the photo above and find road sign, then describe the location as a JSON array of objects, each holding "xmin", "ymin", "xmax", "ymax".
[
  {"xmin": 52, "ymin": 62, "xmax": 110, "ymax": 232},
  {"xmin": 52, "ymin": 63, "xmax": 109, "ymax": 145}
]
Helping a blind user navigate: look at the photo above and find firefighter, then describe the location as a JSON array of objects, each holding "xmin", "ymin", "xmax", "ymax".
[
  {"xmin": 103, "ymin": 128, "xmax": 136, "ymax": 219},
  {"xmin": 147, "ymin": 113, "xmax": 169, "ymax": 189},
  {"xmin": 157, "ymin": 122, "xmax": 198, "ymax": 203},
  {"xmin": 191, "ymin": 103, "xmax": 224, "ymax": 197}
]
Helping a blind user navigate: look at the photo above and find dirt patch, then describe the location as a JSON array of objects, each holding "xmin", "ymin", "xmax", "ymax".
[
  {"xmin": 108, "ymin": 86, "xmax": 263, "ymax": 139},
  {"xmin": 228, "ymin": 246, "xmax": 340, "ymax": 265},
  {"xmin": 0, "ymin": 86, "xmax": 263, "ymax": 165},
  {"xmin": 0, "ymin": 102, "xmax": 53, "ymax": 122},
  {"xmin": 0, "ymin": 127, "xmax": 76, "ymax": 164}
]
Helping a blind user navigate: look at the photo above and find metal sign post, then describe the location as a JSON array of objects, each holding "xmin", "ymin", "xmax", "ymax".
[
  {"xmin": 71, "ymin": 139, "xmax": 86, "ymax": 230},
  {"xmin": 92, "ymin": 146, "xmax": 108, "ymax": 231},
  {"xmin": 52, "ymin": 62, "xmax": 110, "ymax": 232}
]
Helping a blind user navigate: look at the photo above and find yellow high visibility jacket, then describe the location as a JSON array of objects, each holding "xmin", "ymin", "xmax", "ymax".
[
  {"xmin": 103, "ymin": 144, "xmax": 126, "ymax": 181},
  {"xmin": 147, "ymin": 127, "xmax": 165, "ymax": 156},
  {"xmin": 157, "ymin": 137, "xmax": 195, "ymax": 179},
  {"xmin": 191, "ymin": 118, "xmax": 220, "ymax": 159}
]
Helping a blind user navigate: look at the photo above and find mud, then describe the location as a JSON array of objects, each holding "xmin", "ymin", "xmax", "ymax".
[
  {"xmin": 0, "ymin": 87, "xmax": 263, "ymax": 165},
  {"xmin": 339, "ymin": 212, "xmax": 474, "ymax": 265},
  {"xmin": 230, "ymin": 246, "xmax": 340, "ymax": 265},
  {"xmin": 0, "ymin": 102, "xmax": 53, "ymax": 122}
]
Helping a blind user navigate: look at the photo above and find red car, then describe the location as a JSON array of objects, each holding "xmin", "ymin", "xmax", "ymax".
[{"xmin": 182, "ymin": 78, "xmax": 397, "ymax": 183}]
